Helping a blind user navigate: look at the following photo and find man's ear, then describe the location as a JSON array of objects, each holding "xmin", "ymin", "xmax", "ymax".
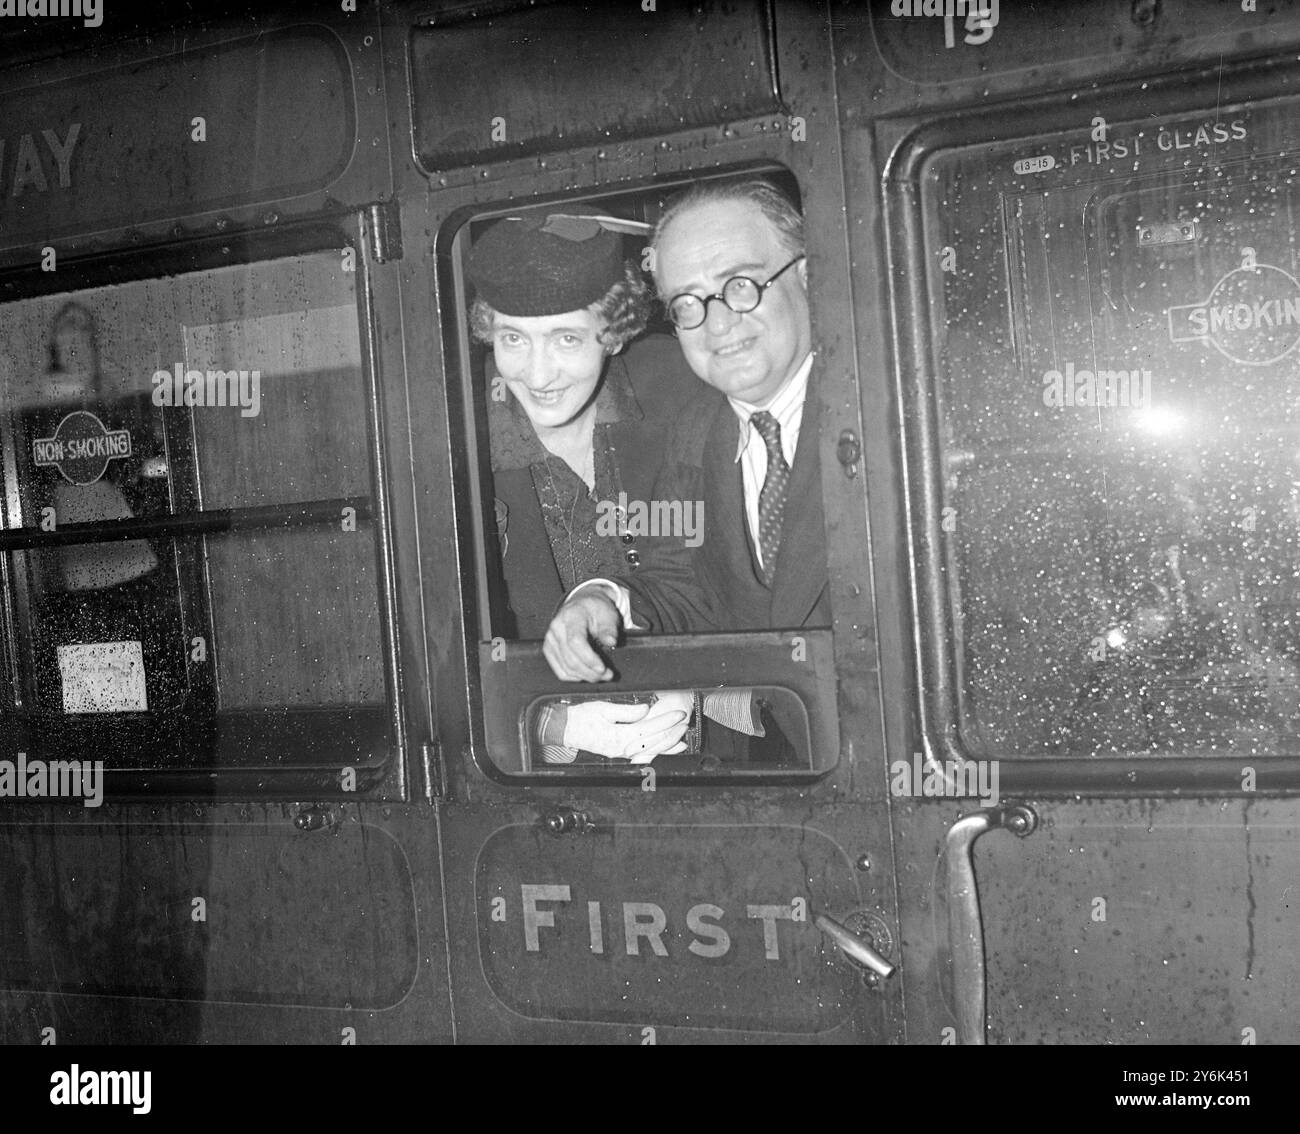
[{"xmin": 796, "ymin": 257, "xmax": 809, "ymax": 289}]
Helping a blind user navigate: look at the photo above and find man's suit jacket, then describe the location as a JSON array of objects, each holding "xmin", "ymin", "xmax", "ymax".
[
  {"xmin": 623, "ymin": 364, "xmax": 830, "ymax": 634},
  {"xmin": 619, "ymin": 363, "xmax": 830, "ymax": 767}
]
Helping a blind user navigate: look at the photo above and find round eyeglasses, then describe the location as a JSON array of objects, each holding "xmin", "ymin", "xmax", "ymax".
[{"xmin": 665, "ymin": 255, "xmax": 806, "ymax": 331}]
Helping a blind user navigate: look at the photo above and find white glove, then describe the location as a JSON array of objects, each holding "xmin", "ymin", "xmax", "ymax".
[{"xmin": 561, "ymin": 694, "xmax": 692, "ymax": 762}]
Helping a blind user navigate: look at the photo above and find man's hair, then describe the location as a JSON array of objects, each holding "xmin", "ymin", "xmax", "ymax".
[
  {"xmin": 650, "ymin": 178, "xmax": 805, "ymax": 292},
  {"xmin": 469, "ymin": 262, "xmax": 651, "ymax": 351}
]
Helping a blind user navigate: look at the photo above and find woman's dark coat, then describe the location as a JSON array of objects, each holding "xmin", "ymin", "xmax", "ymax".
[{"xmin": 486, "ymin": 333, "xmax": 700, "ymax": 639}]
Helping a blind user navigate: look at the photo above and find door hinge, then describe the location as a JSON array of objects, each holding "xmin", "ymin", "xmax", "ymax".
[{"xmin": 366, "ymin": 200, "xmax": 403, "ymax": 264}]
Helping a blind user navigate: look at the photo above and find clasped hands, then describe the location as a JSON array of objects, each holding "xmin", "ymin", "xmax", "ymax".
[
  {"xmin": 560, "ymin": 692, "xmax": 693, "ymax": 763},
  {"xmin": 545, "ymin": 592, "xmax": 690, "ymax": 763}
]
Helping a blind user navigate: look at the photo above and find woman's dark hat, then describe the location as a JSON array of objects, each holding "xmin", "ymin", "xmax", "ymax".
[{"xmin": 467, "ymin": 206, "xmax": 649, "ymax": 317}]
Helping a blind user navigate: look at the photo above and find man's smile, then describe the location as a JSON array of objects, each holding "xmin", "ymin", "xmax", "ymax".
[{"xmin": 712, "ymin": 337, "xmax": 756, "ymax": 358}]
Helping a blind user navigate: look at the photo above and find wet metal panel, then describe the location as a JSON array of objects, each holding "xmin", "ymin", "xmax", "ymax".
[
  {"xmin": 475, "ymin": 822, "xmax": 864, "ymax": 1033},
  {"xmin": 974, "ymin": 800, "xmax": 1300, "ymax": 1044},
  {"xmin": 864, "ymin": 0, "xmax": 1300, "ymax": 87},
  {"xmin": 0, "ymin": 25, "xmax": 355, "ymax": 249},
  {"xmin": 0, "ymin": 821, "xmax": 418, "ymax": 1008},
  {"xmin": 410, "ymin": 0, "xmax": 780, "ymax": 172}
]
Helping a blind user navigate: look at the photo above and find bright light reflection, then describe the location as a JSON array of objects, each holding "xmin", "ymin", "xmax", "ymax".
[{"xmin": 1131, "ymin": 406, "xmax": 1186, "ymax": 436}]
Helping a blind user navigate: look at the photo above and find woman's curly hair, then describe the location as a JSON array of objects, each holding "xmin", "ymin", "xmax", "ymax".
[{"xmin": 469, "ymin": 262, "xmax": 651, "ymax": 351}]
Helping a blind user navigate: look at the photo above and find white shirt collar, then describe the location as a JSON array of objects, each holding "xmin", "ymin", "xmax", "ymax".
[{"xmin": 729, "ymin": 351, "xmax": 814, "ymax": 462}]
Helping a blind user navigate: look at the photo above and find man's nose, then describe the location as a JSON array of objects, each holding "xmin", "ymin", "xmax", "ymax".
[{"xmin": 703, "ymin": 295, "xmax": 741, "ymax": 336}]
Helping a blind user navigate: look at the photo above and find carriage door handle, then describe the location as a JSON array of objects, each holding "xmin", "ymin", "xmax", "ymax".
[
  {"xmin": 814, "ymin": 913, "xmax": 896, "ymax": 982},
  {"xmin": 941, "ymin": 804, "xmax": 1038, "ymax": 1044}
]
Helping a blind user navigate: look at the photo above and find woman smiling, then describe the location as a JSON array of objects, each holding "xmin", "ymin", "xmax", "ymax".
[
  {"xmin": 467, "ymin": 205, "xmax": 699, "ymax": 762},
  {"xmin": 467, "ymin": 206, "xmax": 701, "ymax": 638}
]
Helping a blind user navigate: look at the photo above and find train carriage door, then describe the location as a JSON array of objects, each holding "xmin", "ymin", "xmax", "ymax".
[
  {"xmin": 886, "ymin": 62, "xmax": 1300, "ymax": 1043},
  {"xmin": 0, "ymin": 233, "xmax": 429, "ymax": 1032},
  {"xmin": 412, "ymin": 2, "xmax": 902, "ymax": 1043}
]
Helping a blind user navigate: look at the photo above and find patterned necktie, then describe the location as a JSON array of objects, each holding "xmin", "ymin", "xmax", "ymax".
[{"xmin": 750, "ymin": 410, "xmax": 790, "ymax": 585}]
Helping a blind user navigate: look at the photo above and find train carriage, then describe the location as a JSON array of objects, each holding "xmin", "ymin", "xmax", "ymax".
[{"xmin": 0, "ymin": 0, "xmax": 1296, "ymax": 1047}]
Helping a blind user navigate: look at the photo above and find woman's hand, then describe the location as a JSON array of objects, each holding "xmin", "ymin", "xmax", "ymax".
[{"xmin": 561, "ymin": 697, "xmax": 690, "ymax": 761}]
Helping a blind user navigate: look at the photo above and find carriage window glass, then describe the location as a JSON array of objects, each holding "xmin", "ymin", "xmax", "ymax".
[
  {"xmin": 0, "ymin": 251, "xmax": 390, "ymax": 773},
  {"xmin": 452, "ymin": 176, "xmax": 838, "ymax": 777},
  {"xmin": 918, "ymin": 106, "xmax": 1300, "ymax": 758}
]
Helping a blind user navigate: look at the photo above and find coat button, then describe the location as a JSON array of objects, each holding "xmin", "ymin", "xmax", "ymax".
[
  {"xmin": 625, "ymin": 549, "xmax": 641, "ymax": 568},
  {"xmin": 621, "ymin": 532, "xmax": 635, "ymax": 544}
]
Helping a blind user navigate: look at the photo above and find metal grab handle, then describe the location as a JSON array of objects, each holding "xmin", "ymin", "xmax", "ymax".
[
  {"xmin": 814, "ymin": 913, "xmax": 896, "ymax": 980},
  {"xmin": 942, "ymin": 804, "xmax": 1037, "ymax": 1045}
]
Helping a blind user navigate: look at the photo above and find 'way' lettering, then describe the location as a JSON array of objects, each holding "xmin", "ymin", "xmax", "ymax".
[{"xmin": 0, "ymin": 123, "xmax": 81, "ymax": 199}]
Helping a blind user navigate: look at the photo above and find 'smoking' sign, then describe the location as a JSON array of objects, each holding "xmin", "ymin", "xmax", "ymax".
[
  {"xmin": 33, "ymin": 411, "xmax": 132, "ymax": 486},
  {"xmin": 1168, "ymin": 262, "xmax": 1300, "ymax": 366}
]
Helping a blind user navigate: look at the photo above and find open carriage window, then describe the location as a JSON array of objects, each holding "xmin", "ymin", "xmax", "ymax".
[
  {"xmin": 0, "ymin": 250, "xmax": 393, "ymax": 783},
  {"xmin": 446, "ymin": 172, "xmax": 840, "ymax": 777},
  {"xmin": 910, "ymin": 102, "xmax": 1300, "ymax": 760}
]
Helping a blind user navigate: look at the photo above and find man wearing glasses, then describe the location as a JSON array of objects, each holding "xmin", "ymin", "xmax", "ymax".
[{"xmin": 543, "ymin": 178, "xmax": 828, "ymax": 699}]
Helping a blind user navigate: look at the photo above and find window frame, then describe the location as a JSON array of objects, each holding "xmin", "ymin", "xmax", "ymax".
[
  {"xmin": 438, "ymin": 171, "xmax": 845, "ymax": 786},
  {"xmin": 0, "ymin": 219, "xmax": 405, "ymax": 799},
  {"xmin": 887, "ymin": 63, "xmax": 1300, "ymax": 795}
]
